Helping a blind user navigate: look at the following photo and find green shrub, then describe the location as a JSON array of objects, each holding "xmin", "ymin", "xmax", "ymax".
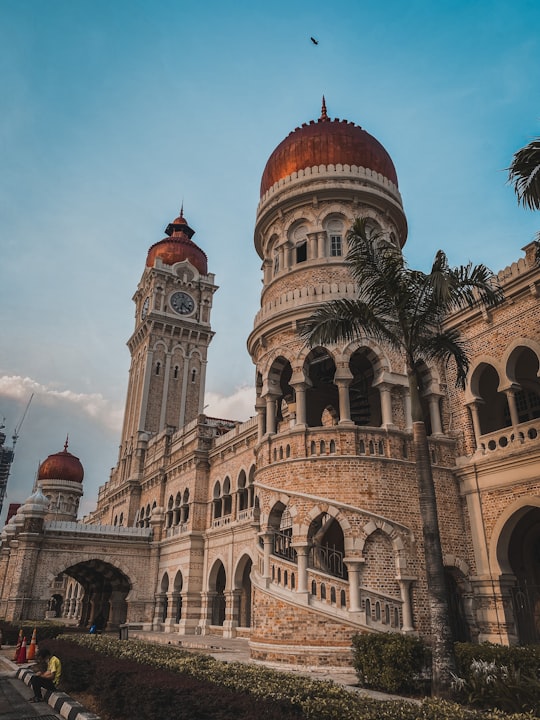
[
  {"xmin": 352, "ymin": 632, "xmax": 430, "ymax": 695},
  {"xmin": 57, "ymin": 635, "xmax": 536, "ymax": 720},
  {"xmin": 452, "ymin": 643, "xmax": 540, "ymax": 715},
  {"xmin": 455, "ymin": 643, "xmax": 540, "ymax": 678}
]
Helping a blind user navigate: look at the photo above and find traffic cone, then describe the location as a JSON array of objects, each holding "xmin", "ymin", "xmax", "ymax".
[
  {"xmin": 26, "ymin": 628, "xmax": 37, "ymax": 661},
  {"xmin": 12, "ymin": 628, "xmax": 23, "ymax": 661},
  {"xmin": 16, "ymin": 636, "xmax": 27, "ymax": 664}
]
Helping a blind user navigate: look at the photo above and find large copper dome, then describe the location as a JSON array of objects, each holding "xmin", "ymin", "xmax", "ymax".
[
  {"xmin": 260, "ymin": 99, "xmax": 398, "ymax": 197},
  {"xmin": 146, "ymin": 212, "xmax": 208, "ymax": 275},
  {"xmin": 38, "ymin": 439, "xmax": 84, "ymax": 484}
]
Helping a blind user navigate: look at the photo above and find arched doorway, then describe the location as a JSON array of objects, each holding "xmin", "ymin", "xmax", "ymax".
[
  {"xmin": 64, "ymin": 559, "xmax": 131, "ymax": 630},
  {"xmin": 349, "ymin": 349, "xmax": 381, "ymax": 426},
  {"xmin": 210, "ymin": 561, "xmax": 226, "ymax": 626},
  {"xmin": 234, "ymin": 555, "xmax": 253, "ymax": 628},
  {"xmin": 508, "ymin": 507, "xmax": 540, "ymax": 644},
  {"xmin": 304, "ymin": 348, "xmax": 338, "ymax": 427},
  {"xmin": 307, "ymin": 512, "xmax": 347, "ymax": 579}
]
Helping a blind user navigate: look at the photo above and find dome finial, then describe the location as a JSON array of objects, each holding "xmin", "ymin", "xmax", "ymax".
[
  {"xmin": 179, "ymin": 199, "xmax": 184, "ymax": 222},
  {"xmin": 64, "ymin": 435, "xmax": 69, "ymax": 452},
  {"xmin": 320, "ymin": 96, "xmax": 328, "ymax": 121}
]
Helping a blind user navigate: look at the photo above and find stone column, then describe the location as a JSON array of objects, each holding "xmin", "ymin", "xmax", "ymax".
[
  {"xmin": 307, "ymin": 232, "xmax": 318, "ymax": 260},
  {"xmin": 466, "ymin": 401, "xmax": 483, "ymax": 447},
  {"xmin": 291, "ymin": 383, "xmax": 307, "ymax": 427},
  {"xmin": 260, "ymin": 532, "xmax": 274, "ymax": 580},
  {"xmin": 317, "ymin": 231, "xmax": 326, "ymax": 258},
  {"xmin": 344, "ymin": 559, "xmax": 364, "ymax": 612},
  {"xmin": 255, "ymin": 396, "xmax": 266, "ymax": 440},
  {"xmin": 163, "ymin": 591, "xmax": 176, "ymax": 629},
  {"xmin": 427, "ymin": 394, "xmax": 443, "ymax": 435},
  {"xmin": 292, "ymin": 543, "xmax": 310, "ymax": 594},
  {"xmin": 264, "ymin": 395, "xmax": 278, "ymax": 435},
  {"xmin": 504, "ymin": 388, "xmax": 520, "ymax": 427},
  {"xmin": 334, "ymin": 367, "xmax": 354, "ymax": 425},
  {"xmin": 152, "ymin": 593, "xmax": 166, "ymax": 630},
  {"xmin": 376, "ymin": 382, "xmax": 394, "ymax": 427},
  {"xmin": 398, "ymin": 578, "xmax": 415, "ymax": 632}
]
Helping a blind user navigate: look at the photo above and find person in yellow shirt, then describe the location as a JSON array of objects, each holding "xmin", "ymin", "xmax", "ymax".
[{"xmin": 29, "ymin": 648, "xmax": 61, "ymax": 703}]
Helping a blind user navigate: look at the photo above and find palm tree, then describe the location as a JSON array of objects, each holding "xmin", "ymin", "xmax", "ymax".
[
  {"xmin": 301, "ymin": 219, "xmax": 503, "ymax": 695},
  {"xmin": 508, "ymin": 137, "xmax": 540, "ymax": 210}
]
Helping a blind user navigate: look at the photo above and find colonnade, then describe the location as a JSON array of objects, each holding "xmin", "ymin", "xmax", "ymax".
[{"xmin": 257, "ymin": 371, "xmax": 444, "ymax": 439}]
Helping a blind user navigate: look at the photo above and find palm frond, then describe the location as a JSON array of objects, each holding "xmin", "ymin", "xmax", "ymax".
[
  {"xmin": 299, "ymin": 298, "xmax": 402, "ymax": 350},
  {"xmin": 508, "ymin": 138, "xmax": 540, "ymax": 210},
  {"xmin": 417, "ymin": 329, "xmax": 470, "ymax": 389}
]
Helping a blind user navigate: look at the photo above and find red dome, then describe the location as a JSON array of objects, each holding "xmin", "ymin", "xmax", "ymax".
[
  {"xmin": 146, "ymin": 212, "xmax": 208, "ymax": 275},
  {"xmin": 260, "ymin": 100, "xmax": 398, "ymax": 197},
  {"xmin": 38, "ymin": 440, "xmax": 84, "ymax": 484}
]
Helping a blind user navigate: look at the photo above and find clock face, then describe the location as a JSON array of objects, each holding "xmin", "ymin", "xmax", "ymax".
[{"xmin": 170, "ymin": 291, "xmax": 195, "ymax": 315}]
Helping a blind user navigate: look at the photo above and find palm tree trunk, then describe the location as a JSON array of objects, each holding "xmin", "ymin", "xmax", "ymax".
[{"xmin": 408, "ymin": 371, "xmax": 456, "ymax": 696}]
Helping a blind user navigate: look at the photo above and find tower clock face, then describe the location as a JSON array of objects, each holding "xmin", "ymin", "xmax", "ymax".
[{"xmin": 170, "ymin": 291, "xmax": 195, "ymax": 315}]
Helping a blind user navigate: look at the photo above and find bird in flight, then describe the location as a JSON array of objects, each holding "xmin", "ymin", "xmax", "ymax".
[{"xmin": 310, "ymin": 36, "xmax": 319, "ymax": 45}]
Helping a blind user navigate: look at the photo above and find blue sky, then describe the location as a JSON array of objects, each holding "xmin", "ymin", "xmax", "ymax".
[{"xmin": 1, "ymin": 0, "xmax": 539, "ymax": 519}]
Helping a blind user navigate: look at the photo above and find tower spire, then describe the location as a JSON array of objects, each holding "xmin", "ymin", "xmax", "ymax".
[{"xmin": 320, "ymin": 96, "xmax": 328, "ymax": 121}]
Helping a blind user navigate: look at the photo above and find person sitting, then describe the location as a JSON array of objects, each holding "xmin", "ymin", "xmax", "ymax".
[{"xmin": 29, "ymin": 648, "xmax": 61, "ymax": 703}]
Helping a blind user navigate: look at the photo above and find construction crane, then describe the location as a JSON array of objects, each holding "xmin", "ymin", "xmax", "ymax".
[{"xmin": 0, "ymin": 394, "xmax": 33, "ymax": 517}]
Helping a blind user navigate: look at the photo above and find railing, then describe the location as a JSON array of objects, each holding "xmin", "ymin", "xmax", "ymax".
[
  {"xmin": 478, "ymin": 419, "xmax": 540, "ymax": 455},
  {"xmin": 237, "ymin": 507, "xmax": 254, "ymax": 522},
  {"xmin": 165, "ymin": 524, "xmax": 190, "ymax": 538},
  {"xmin": 212, "ymin": 514, "xmax": 232, "ymax": 529},
  {"xmin": 309, "ymin": 544, "xmax": 346, "ymax": 579},
  {"xmin": 273, "ymin": 531, "xmax": 297, "ymax": 562}
]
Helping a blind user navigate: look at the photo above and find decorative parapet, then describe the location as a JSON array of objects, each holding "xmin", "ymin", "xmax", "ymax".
[
  {"xmin": 213, "ymin": 415, "xmax": 257, "ymax": 449},
  {"xmin": 254, "ymin": 281, "xmax": 357, "ymax": 326},
  {"xmin": 496, "ymin": 256, "xmax": 530, "ymax": 285},
  {"xmin": 44, "ymin": 521, "xmax": 153, "ymax": 538},
  {"xmin": 257, "ymin": 163, "xmax": 402, "ymax": 210}
]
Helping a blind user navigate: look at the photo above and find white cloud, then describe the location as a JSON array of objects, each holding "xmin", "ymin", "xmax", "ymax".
[
  {"xmin": 204, "ymin": 385, "xmax": 255, "ymax": 423},
  {"xmin": 0, "ymin": 375, "xmax": 123, "ymax": 433}
]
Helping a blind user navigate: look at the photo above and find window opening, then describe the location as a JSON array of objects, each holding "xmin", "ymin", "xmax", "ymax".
[
  {"xmin": 330, "ymin": 235, "xmax": 342, "ymax": 256},
  {"xmin": 296, "ymin": 241, "xmax": 307, "ymax": 263}
]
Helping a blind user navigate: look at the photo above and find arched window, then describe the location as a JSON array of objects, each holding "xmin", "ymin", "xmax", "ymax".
[
  {"xmin": 155, "ymin": 362, "xmax": 161, "ymax": 376},
  {"xmin": 173, "ymin": 365, "xmax": 179, "ymax": 379},
  {"xmin": 191, "ymin": 368, "xmax": 197, "ymax": 383}
]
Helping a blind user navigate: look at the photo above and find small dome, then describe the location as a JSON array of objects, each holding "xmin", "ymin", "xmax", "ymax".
[
  {"xmin": 38, "ymin": 439, "xmax": 84, "ymax": 484},
  {"xmin": 146, "ymin": 211, "xmax": 208, "ymax": 275},
  {"xmin": 21, "ymin": 486, "xmax": 50, "ymax": 513},
  {"xmin": 260, "ymin": 98, "xmax": 398, "ymax": 197}
]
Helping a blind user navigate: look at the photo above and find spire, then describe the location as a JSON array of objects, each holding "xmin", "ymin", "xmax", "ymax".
[
  {"xmin": 64, "ymin": 435, "xmax": 69, "ymax": 453},
  {"xmin": 320, "ymin": 96, "xmax": 329, "ymax": 121}
]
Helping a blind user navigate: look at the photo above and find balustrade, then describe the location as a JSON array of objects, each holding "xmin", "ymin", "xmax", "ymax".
[{"xmin": 478, "ymin": 418, "xmax": 540, "ymax": 455}]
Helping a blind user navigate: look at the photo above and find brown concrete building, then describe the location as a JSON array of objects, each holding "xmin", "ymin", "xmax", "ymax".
[{"xmin": 0, "ymin": 103, "xmax": 539, "ymax": 666}]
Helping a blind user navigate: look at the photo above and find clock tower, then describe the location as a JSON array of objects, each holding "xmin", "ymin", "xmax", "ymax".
[{"xmin": 118, "ymin": 211, "xmax": 217, "ymax": 457}]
